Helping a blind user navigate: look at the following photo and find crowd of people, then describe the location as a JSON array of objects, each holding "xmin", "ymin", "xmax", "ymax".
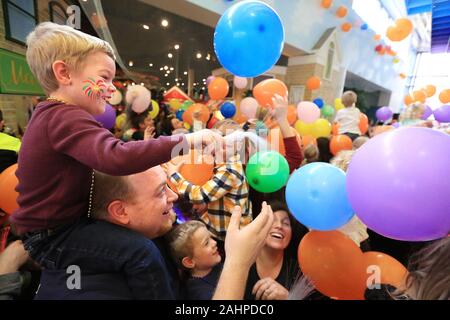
[{"xmin": 0, "ymin": 22, "xmax": 448, "ymax": 301}]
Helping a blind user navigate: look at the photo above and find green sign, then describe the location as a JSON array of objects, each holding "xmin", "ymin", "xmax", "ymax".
[{"xmin": 0, "ymin": 48, "xmax": 44, "ymax": 95}]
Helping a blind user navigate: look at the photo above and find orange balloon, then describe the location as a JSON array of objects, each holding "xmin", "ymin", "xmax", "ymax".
[
  {"xmin": 233, "ymin": 113, "xmax": 248, "ymax": 124},
  {"xmin": 170, "ymin": 152, "xmax": 214, "ymax": 188},
  {"xmin": 287, "ymin": 105, "xmax": 298, "ymax": 126},
  {"xmin": 301, "ymin": 135, "xmax": 317, "ymax": 148},
  {"xmin": 404, "ymin": 94, "xmax": 414, "ymax": 106},
  {"xmin": 377, "ymin": 47, "xmax": 386, "ymax": 56},
  {"xmin": 298, "ymin": 231, "xmax": 366, "ymax": 300},
  {"xmin": 332, "ymin": 123, "xmax": 340, "ymax": 136},
  {"xmin": 330, "ymin": 134, "xmax": 353, "ymax": 156},
  {"xmin": 399, "ymin": 73, "xmax": 407, "ymax": 79},
  {"xmin": 336, "ymin": 6, "xmax": 348, "ymax": 18},
  {"xmin": 424, "ymin": 85, "xmax": 436, "ymax": 98},
  {"xmin": 306, "ymin": 76, "xmax": 321, "ymax": 91},
  {"xmin": 182, "ymin": 103, "xmax": 210, "ymax": 126},
  {"xmin": 208, "ymin": 77, "xmax": 229, "ymax": 100},
  {"xmin": 373, "ymin": 34, "xmax": 381, "ymax": 41},
  {"xmin": 362, "ymin": 252, "xmax": 408, "ymax": 289},
  {"xmin": 341, "ymin": 22, "xmax": 352, "ymax": 32},
  {"xmin": 253, "ymin": 79, "xmax": 288, "ymax": 108},
  {"xmin": 0, "ymin": 164, "xmax": 19, "ymax": 215},
  {"xmin": 321, "ymin": 0, "xmax": 332, "ymax": 9},
  {"xmin": 359, "ymin": 113, "xmax": 369, "ymax": 135},
  {"xmin": 413, "ymin": 90, "xmax": 427, "ymax": 103},
  {"xmin": 386, "ymin": 18, "xmax": 413, "ymax": 42},
  {"xmin": 439, "ymin": 89, "xmax": 450, "ymax": 103}
]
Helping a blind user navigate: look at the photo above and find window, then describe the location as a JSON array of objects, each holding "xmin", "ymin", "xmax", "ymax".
[
  {"xmin": 324, "ymin": 42, "xmax": 335, "ymax": 80},
  {"xmin": 49, "ymin": 1, "xmax": 68, "ymax": 25},
  {"xmin": 2, "ymin": 0, "xmax": 38, "ymax": 45}
]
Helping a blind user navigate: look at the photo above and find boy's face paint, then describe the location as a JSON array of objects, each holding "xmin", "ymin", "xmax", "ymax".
[{"xmin": 65, "ymin": 51, "xmax": 116, "ymax": 115}]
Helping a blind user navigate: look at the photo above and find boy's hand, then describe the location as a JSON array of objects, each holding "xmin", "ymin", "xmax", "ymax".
[
  {"xmin": 166, "ymin": 159, "xmax": 185, "ymax": 177},
  {"xmin": 271, "ymin": 94, "xmax": 288, "ymax": 124},
  {"xmin": 185, "ymin": 129, "xmax": 225, "ymax": 156}
]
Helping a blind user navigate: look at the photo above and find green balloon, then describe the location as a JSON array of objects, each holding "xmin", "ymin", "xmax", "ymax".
[
  {"xmin": 245, "ymin": 151, "xmax": 290, "ymax": 193},
  {"xmin": 180, "ymin": 100, "xmax": 193, "ymax": 111},
  {"xmin": 321, "ymin": 105, "xmax": 335, "ymax": 118}
]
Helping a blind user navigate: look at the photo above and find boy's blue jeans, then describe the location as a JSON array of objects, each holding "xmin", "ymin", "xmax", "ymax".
[{"xmin": 21, "ymin": 217, "xmax": 174, "ymax": 299}]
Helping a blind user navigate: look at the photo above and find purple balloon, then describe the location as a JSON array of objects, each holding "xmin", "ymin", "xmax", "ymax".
[
  {"xmin": 434, "ymin": 104, "xmax": 450, "ymax": 123},
  {"xmin": 206, "ymin": 76, "xmax": 216, "ymax": 86},
  {"xmin": 421, "ymin": 105, "xmax": 433, "ymax": 120},
  {"xmin": 94, "ymin": 104, "xmax": 116, "ymax": 129},
  {"xmin": 376, "ymin": 106, "xmax": 393, "ymax": 121},
  {"xmin": 392, "ymin": 122, "xmax": 400, "ymax": 128},
  {"xmin": 347, "ymin": 128, "xmax": 450, "ymax": 241}
]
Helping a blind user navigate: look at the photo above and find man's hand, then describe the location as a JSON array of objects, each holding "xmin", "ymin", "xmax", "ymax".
[
  {"xmin": 225, "ymin": 202, "xmax": 274, "ymax": 268},
  {"xmin": 0, "ymin": 240, "xmax": 29, "ymax": 275},
  {"xmin": 185, "ymin": 129, "xmax": 225, "ymax": 155}
]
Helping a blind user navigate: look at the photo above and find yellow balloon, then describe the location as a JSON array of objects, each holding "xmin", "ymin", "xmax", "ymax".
[
  {"xmin": 169, "ymin": 98, "xmax": 182, "ymax": 111},
  {"xmin": 115, "ymin": 113, "xmax": 127, "ymax": 130},
  {"xmin": 311, "ymin": 118, "xmax": 331, "ymax": 138},
  {"xmin": 149, "ymin": 100, "xmax": 160, "ymax": 119},
  {"xmin": 184, "ymin": 122, "xmax": 191, "ymax": 130},
  {"xmin": 334, "ymin": 98, "xmax": 345, "ymax": 111},
  {"xmin": 295, "ymin": 120, "xmax": 314, "ymax": 136}
]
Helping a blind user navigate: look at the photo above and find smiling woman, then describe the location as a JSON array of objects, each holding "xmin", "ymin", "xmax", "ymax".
[{"xmin": 244, "ymin": 200, "xmax": 308, "ymax": 300}]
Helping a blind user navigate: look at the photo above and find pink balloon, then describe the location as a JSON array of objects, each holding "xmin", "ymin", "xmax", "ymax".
[
  {"xmin": 297, "ymin": 101, "xmax": 320, "ymax": 124},
  {"xmin": 234, "ymin": 76, "xmax": 248, "ymax": 89},
  {"xmin": 240, "ymin": 97, "xmax": 258, "ymax": 119}
]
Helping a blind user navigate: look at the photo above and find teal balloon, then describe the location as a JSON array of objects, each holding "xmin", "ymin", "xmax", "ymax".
[
  {"xmin": 246, "ymin": 151, "xmax": 289, "ymax": 193},
  {"xmin": 321, "ymin": 105, "xmax": 335, "ymax": 118},
  {"xmin": 285, "ymin": 163, "xmax": 354, "ymax": 230}
]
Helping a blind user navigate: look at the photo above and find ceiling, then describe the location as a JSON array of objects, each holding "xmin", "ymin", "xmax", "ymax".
[
  {"xmin": 405, "ymin": 0, "xmax": 450, "ymax": 53},
  {"xmin": 91, "ymin": 0, "xmax": 289, "ymax": 91}
]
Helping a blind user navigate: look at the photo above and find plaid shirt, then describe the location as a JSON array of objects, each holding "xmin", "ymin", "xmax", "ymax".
[{"xmin": 169, "ymin": 155, "xmax": 252, "ymax": 241}]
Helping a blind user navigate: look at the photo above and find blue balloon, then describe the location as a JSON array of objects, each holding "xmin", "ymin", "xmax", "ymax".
[
  {"xmin": 361, "ymin": 23, "xmax": 368, "ymax": 30},
  {"xmin": 285, "ymin": 163, "xmax": 354, "ymax": 231},
  {"xmin": 214, "ymin": 1, "xmax": 285, "ymax": 77},
  {"xmin": 313, "ymin": 98, "xmax": 324, "ymax": 108},
  {"xmin": 176, "ymin": 109, "xmax": 185, "ymax": 121},
  {"xmin": 220, "ymin": 102, "xmax": 237, "ymax": 118}
]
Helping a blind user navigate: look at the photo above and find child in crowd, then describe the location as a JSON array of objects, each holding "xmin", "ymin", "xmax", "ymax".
[
  {"xmin": 123, "ymin": 107, "xmax": 155, "ymax": 141},
  {"xmin": 166, "ymin": 221, "xmax": 223, "ymax": 300},
  {"xmin": 334, "ymin": 91, "xmax": 361, "ymax": 141},
  {"xmin": 301, "ymin": 144, "xmax": 319, "ymax": 166},
  {"xmin": 10, "ymin": 22, "xmax": 222, "ymax": 292}
]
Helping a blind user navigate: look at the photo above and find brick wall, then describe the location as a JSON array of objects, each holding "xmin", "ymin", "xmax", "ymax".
[{"xmin": 0, "ymin": 0, "xmax": 58, "ymax": 134}]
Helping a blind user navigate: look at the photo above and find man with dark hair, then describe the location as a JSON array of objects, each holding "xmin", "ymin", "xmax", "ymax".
[{"xmin": 0, "ymin": 110, "xmax": 21, "ymax": 173}]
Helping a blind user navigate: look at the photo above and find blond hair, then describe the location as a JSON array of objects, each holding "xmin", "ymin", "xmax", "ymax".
[
  {"xmin": 166, "ymin": 221, "xmax": 205, "ymax": 272},
  {"xmin": 352, "ymin": 136, "xmax": 369, "ymax": 149},
  {"xmin": 330, "ymin": 150, "xmax": 355, "ymax": 172},
  {"xmin": 303, "ymin": 144, "xmax": 319, "ymax": 163},
  {"xmin": 342, "ymin": 91, "xmax": 357, "ymax": 108},
  {"xmin": 26, "ymin": 22, "xmax": 115, "ymax": 94}
]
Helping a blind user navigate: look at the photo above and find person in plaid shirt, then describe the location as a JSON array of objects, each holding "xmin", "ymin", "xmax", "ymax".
[{"xmin": 167, "ymin": 134, "xmax": 252, "ymax": 242}]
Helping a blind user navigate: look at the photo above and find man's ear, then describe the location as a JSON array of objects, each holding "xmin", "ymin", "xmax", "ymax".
[
  {"xmin": 52, "ymin": 60, "xmax": 72, "ymax": 86},
  {"xmin": 181, "ymin": 256, "xmax": 195, "ymax": 270},
  {"xmin": 106, "ymin": 200, "xmax": 130, "ymax": 225}
]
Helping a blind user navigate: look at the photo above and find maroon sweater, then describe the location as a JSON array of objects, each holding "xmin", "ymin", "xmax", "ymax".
[{"xmin": 11, "ymin": 102, "xmax": 188, "ymax": 235}]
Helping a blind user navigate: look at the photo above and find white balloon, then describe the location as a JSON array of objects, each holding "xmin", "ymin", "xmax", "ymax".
[
  {"xmin": 108, "ymin": 90, "xmax": 122, "ymax": 105},
  {"xmin": 126, "ymin": 85, "xmax": 151, "ymax": 114}
]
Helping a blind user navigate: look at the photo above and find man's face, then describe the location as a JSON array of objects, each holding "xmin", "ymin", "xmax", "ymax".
[
  {"xmin": 123, "ymin": 167, "xmax": 178, "ymax": 239},
  {"xmin": 66, "ymin": 51, "xmax": 116, "ymax": 115}
]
